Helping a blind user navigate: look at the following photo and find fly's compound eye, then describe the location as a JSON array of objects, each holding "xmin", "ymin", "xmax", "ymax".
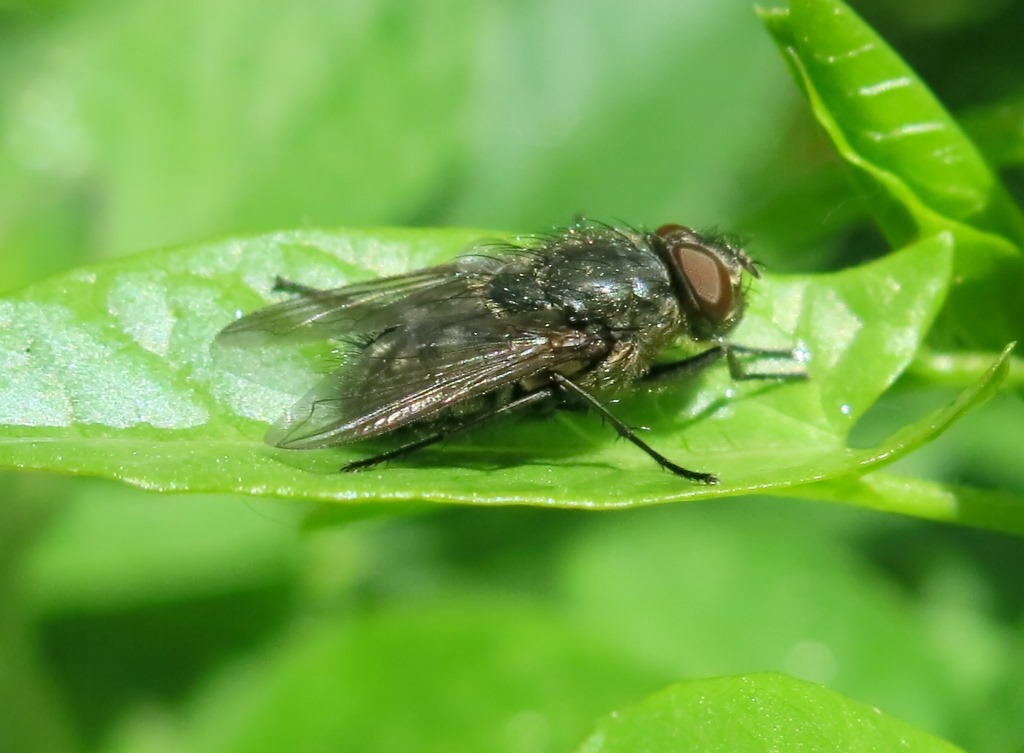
[
  {"xmin": 676, "ymin": 245, "xmax": 733, "ymax": 325},
  {"xmin": 655, "ymin": 224, "xmax": 736, "ymax": 327},
  {"xmin": 655, "ymin": 224, "xmax": 699, "ymax": 244}
]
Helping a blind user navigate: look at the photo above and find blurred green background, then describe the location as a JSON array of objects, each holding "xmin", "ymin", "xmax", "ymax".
[{"xmin": 1, "ymin": 0, "xmax": 1023, "ymax": 751}]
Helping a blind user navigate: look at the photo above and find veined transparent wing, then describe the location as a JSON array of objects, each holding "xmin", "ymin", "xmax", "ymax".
[
  {"xmin": 266, "ymin": 310, "xmax": 607, "ymax": 449},
  {"xmin": 217, "ymin": 265, "xmax": 462, "ymax": 343}
]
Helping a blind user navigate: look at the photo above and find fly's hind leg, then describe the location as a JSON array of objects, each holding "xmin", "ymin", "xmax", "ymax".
[{"xmin": 341, "ymin": 389, "xmax": 554, "ymax": 472}]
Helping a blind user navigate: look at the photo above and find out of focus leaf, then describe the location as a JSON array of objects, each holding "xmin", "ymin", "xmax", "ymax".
[{"xmin": 761, "ymin": 0, "xmax": 1024, "ymax": 348}]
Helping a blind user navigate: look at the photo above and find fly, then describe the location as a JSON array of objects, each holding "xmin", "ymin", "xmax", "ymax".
[{"xmin": 217, "ymin": 220, "xmax": 807, "ymax": 483}]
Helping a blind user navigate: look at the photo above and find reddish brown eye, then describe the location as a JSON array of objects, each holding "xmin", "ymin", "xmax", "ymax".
[
  {"xmin": 677, "ymin": 246, "xmax": 733, "ymax": 324},
  {"xmin": 655, "ymin": 224, "xmax": 701, "ymax": 246},
  {"xmin": 655, "ymin": 223, "xmax": 688, "ymax": 238}
]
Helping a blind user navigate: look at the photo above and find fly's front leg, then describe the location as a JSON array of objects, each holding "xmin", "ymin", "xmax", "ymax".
[
  {"xmin": 642, "ymin": 344, "xmax": 808, "ymax": 384},
  {"xmin": 550, "ymin": 373, "xmax": 718, "ymax": 484},
  {"xmin": 642, "ymin": 346, "xmax": 726, "ymax": 384}
]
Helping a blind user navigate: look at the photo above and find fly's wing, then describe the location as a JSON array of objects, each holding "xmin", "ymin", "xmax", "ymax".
[
  {"xmin": 217, "ymin": 265, "xmax": 463, "ymax": 344},
  {"xmin": 265, "ymin": 303, "xmax": 607, "ymax": 449}
]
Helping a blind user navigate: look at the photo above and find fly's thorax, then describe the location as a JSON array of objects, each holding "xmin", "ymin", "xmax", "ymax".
[
  {"xmin": 480, "ymin": 234, "xmax": 686, "ymax": 334},
  {"xmin": 480, "ymin": 265, "xmax": 550, "ymax": 314}
]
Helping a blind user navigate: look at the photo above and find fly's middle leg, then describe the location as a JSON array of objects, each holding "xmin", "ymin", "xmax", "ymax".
[{"xmin": 550, "ymin": 372, "xmax": 718, "ymax": 484}]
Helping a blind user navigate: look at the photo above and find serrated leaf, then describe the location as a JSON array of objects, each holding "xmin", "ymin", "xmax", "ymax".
[
  {"xmin": 0, "ymin": 227, "xmax": 988, "ymax": 513},
  {"xmin": 576, "ymin": 674, "xmax": 963, "ymax": 753}
]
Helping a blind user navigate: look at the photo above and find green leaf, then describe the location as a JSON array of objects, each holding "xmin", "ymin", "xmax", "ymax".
[
  {"xmin": 0, "ymin": 0, "xmax": 791, "ymax": 283},
  {"xmin": 455, "ymin": 2, "xmax": 794, "ymax": 231},
  {"xmin": 760, "ymin": 0, "xmax": 1024, "ymax": 348},
  {"xmin": 0, "ymin": 0, "xmax": 474, "ymax": 262},
  {"xmin": 910, "ymin": 347, "xmax": 1024, "ymax": 390},
  {"xmin": 558, "ymin": 503, "xmax": 1008, "ymax": 736},
  {"xmin": 789, "ymin": 471, "xmax": 1024, "ymax": 536},
  {"xmin": 0, "ymin": 227, "xmax": 984, "ymax": 512},
  {"xmin": 576, "ymin": 673, "xmax": 963, "ymax": 753},
  {"xmin": 961, "ymin": 97, "xmax": 1024, "ymax": 169},
  {"xmin": 24, "ymin": 483, "xmax": 300, "ymax": 613},
  {"xmin": 760, "ymin": 0, "xmax": 1024, "ymax": 244},
  {"xmin": 100, "ymin": 598, "xmax": 662, "ymax": 753}
]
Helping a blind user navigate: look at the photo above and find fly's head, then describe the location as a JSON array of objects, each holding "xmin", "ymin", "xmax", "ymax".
[{"xmin": 651, "ymin": 224, "xmax": 759, "ymax": 343}]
